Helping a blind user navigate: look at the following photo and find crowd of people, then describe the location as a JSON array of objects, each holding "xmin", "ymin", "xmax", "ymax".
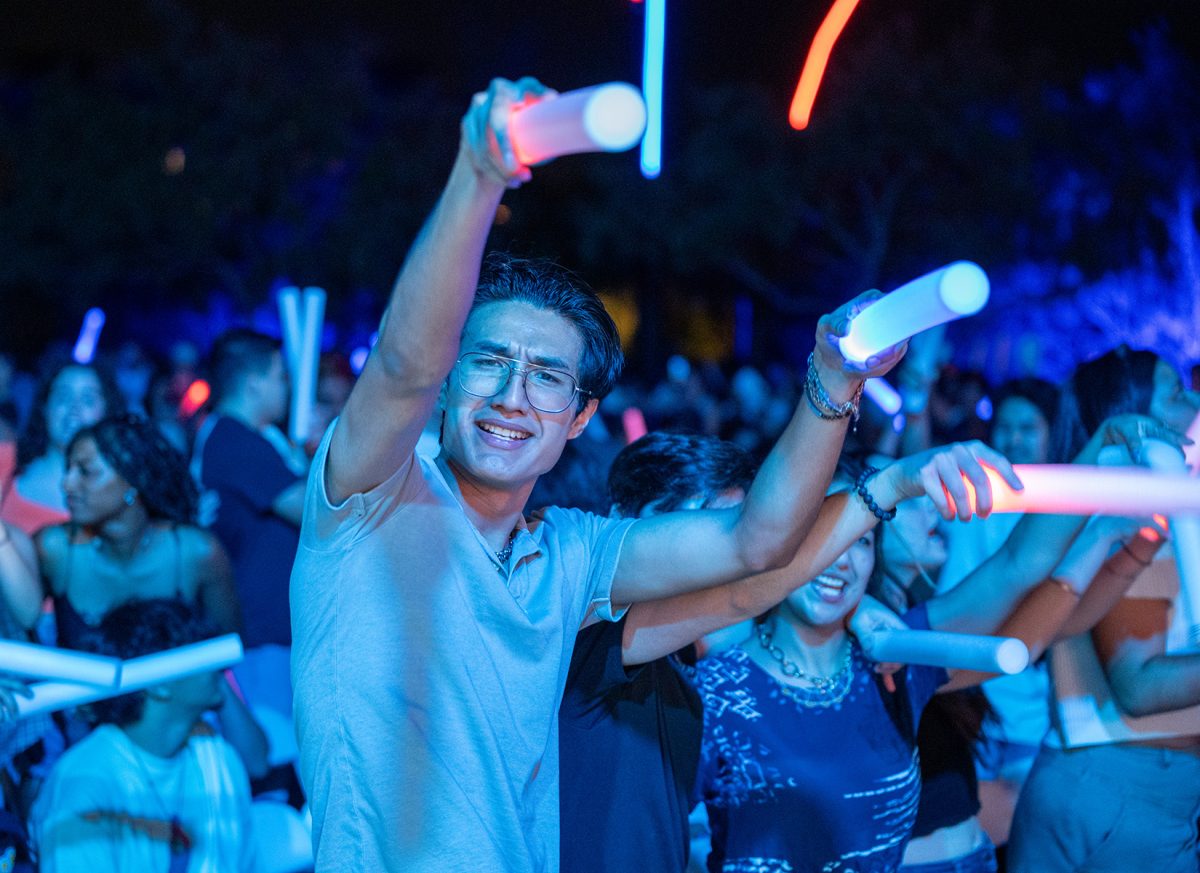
[{"xmin": 0, "ymin": 76, "xmax": 1198, "ymax": 873}]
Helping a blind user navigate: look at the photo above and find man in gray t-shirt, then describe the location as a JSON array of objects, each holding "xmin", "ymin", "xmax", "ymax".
[{"xmin": 290, "ymin": 76, "xmax": 927, "ymax": 872}]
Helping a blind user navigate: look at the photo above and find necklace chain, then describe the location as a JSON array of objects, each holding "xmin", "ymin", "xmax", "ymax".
[
  {"xmin": 494, "ymin": 528, "xmax": 519, "ymax": 566},
  {"xmin": 756, "ymin": 620, "xmax": 853, "ymax": 708}
]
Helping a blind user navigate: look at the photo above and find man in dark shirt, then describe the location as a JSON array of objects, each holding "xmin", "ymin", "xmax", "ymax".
[{"xmin": 195, "ymin": 329, "xmax": 307, "ymax": 756}]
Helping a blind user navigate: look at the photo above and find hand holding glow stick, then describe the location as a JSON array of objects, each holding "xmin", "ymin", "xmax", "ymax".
[
  {"xmin": 0, "ymin": 639, "xmax": 120, "ymax": 686},
  {"xmin": 839, "ymin": 262, "xmax": 989, "ymax": 364},
  {"xmin": 509, "ymin": 83, "xmax": 647, "ymax": 166},
  {"xmin": 1141, "ymin": 440, "xmax": 1200, "ymax": 645},
  {"xmin": 15, "ymin": 634, "xmax": 243, "ymax": 719},
  {"xmin": 861, "ymin": 628, "xmax": 1029, "ymax": 675}
]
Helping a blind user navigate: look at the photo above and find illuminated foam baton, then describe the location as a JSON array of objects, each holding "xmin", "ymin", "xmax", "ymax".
[
  {"xmin": 291, "ymin": 287, "xmax": 326, "ymax": 445},
  {"xmin": 0, "ymin": 639, "xmax": 120, "ymax": 686},
  {"xmin": 861, "ymin": 629, "xmax": 1029, "ymax": 675},
  {"xmin": 789, "ymin": 0, "xmax": 862, "ymax": 130},
  {"xmin": 15, "ymin": 634, "xmax": 243, "ymax": 720},
  {"xmin": 509, "ymin": 84, "xmax": 647, "ymax": 166},
  {"xmin": 278, "ymin": 286, "xmax": 302, "ymax": 377},
  {"xmin": 863, "ymin": 378, "xmax": 902, "ymax": 415},
  {"xmin": 72, "ymin": 308, "xmax": 107, "ymax": 365},
  {"xmin": 839, "ymin": 262, "xmax": 990, "ymax": 364},
  {"xmin": 1142, "ymin": 440, "xmax": 1200, "ymax": 645},
  {"xmin": 954, "ymin": 464, "xmax": 1200, "ymax": 517}
]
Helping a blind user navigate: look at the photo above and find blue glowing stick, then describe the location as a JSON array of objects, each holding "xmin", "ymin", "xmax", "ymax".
[
  {"xmin": 863, "ymin": 378, "xmax": 902, "ymax": 415},
  {"xmin": 640, "ymin": 0, "xmax": 665, "ymax": 178},
  {"xmin": 72, "ymin": 308, "xmax": 106, "ymax": 364}
]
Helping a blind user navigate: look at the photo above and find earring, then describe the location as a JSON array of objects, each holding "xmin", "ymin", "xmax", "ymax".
[{"xmin": 123, "ymin": 489, "xmax": 137, "ymax": 507}]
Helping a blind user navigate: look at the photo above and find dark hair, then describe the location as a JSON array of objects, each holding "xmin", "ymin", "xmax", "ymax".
[
  {"xmin": 69, "ymin": 414, "xmax": 198, "ymax": 524},
  {"xmin": 1053, "ymin": 346, "xmax": 1159, "ymax": 461},
  {"xmin": 208, "ymin": 329, "xmax": 280, "ymax": 405},
  {"xmin": 471, "ymin": 255, "xmax": 624, "ymax": 407},
  {"xmin": 991, "ymin": 378, "xmax": 1059, "ymax": 434},
  {"xmin": 608, "ymin": 431, "xmax": 758, "ymax": 518},
  {"xmin": 16, "ymin": 361, "xmax": 124, "ymax": 470},
  {"xmin": 81, "ymin": 598, "xmax": 217, "ymax": 726}
]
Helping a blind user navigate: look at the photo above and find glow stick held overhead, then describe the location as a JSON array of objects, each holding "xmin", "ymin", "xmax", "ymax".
[
  {"xmin": 0, "ymin": 639, "xmax": 120, "ymax": 686},
  {"xmin": 72, "ymin": 307, "xmax": 106, "ymax": 365},
  {"xmin": 15, "ymin": 634, "xmax": 244, "ymax": 720},
  {"xmin": 509, "ymin": 83, "xmax": 648, "ymax": 166},
  {"xmin": 862, "ymin": 629, "xmax": 1029, "ymax": 675},
  {"xmin": 289, "ymin": 286, "xmax": 326, "ymax": 445},
  {"xmin": 839, "ymin": 262, "xmax": 990, "ymax": 364},
  {"xmin": 863, "ymin": 378, "xmax": 902, "ymax": 415}
]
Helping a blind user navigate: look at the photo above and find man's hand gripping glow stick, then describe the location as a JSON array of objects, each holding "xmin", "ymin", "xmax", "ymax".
[{"xmin": 839, "ymin": 262, "xmax": 989, "ymax": 364}]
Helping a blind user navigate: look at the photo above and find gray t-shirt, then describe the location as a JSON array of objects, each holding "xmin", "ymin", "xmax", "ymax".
[{"xmin": 291, "ymin": 424, "xmax": 635, "ymax": 872}]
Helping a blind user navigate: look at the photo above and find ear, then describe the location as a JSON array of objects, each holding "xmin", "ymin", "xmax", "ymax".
[
  {"xmin": 567, "ymin": 398, "xmax": 600, "ymax": 440},
  {"xmin": 436, "ymin": 380, "xmax": 448, "ymax": 411},
  {"xmin": 145, "ymin": 683, "xmax": 172, "ymax": 703}
]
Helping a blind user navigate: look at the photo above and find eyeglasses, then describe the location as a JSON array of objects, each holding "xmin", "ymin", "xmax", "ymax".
[{"xmin": 455, "ymin": 352, "xmax": 588, "ymax": 414}]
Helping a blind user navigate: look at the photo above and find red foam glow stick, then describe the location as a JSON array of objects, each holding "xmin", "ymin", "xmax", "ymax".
[
  {"xmin": 509, "ymin": 84, "xmax": 647, "ymax": 166},
  {"xmin": 622, "ymin": 407, "xmax": 648, "ymax": 444},
  {"xmin": 953, "ymin": 464, "xmax": 1200, "ymax": 517},
  {"xmin": 789, "ymin": 0, "xmax": 862, "ymax": 130}
]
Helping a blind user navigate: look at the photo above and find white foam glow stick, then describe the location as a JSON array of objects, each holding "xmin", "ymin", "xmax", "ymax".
[
  {"xmin": 959, "ymin": 464, "xmax": 1200, "ymax": 516},
  {"xmin": 277, "ymin": 286, "xmax": 302, "ymax": 377},
  {"xmin": 0, "ymin": 640, "xmax": 120, "ymax": 686},
  {"xmin": 863, "ymin": 378, "xmax": 902, "ymax": 415},
  {"xmin": 839, "ymin": 262, "xmax": 989, "ymax": 364},
  {"xmin": 72, "ymin": 308, "xmax": 107, "ymax": 365},
  {"xmin": 509, "ymin": 83, "xmax": 648, "ymax": 166},
  {"xmin": 1141, "ymin": 440, "xmax": 1200, "ymax": 645},
  {"xmin": 289, "ymin": 287, "xmax": 326, "ymax": 445},
  {"xmin": 863, "ymin": 629, "xmax": 1029, "ymax": 675},
  {"xmin": 15, "ymin": 634, "xmax": 243, "ymax": 719}
]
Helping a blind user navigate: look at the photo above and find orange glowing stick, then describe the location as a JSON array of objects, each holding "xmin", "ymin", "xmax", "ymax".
[
  {"xmin": 789, "ymin": 0, "xmax": 862, "ymax": 130},
  {"xmin": 951, "ymin": 464, "xmax": 1200, "ymax": 517},
  {"xmin": 179, "ymin": 379, "xmax": 211, "ymax": 417}
]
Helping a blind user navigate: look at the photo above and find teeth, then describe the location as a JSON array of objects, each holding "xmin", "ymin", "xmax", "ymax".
[
  {"xmin": 480, "ymin": 422, "xmax": 530, "ymax": 440},
  {"xmin": 814, "ymin": 575, "xmax": 846, "ymax": 590}
]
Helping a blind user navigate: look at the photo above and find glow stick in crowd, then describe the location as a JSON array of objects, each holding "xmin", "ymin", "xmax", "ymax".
[
  {"xmin": 277, "ymin": 286, "xmax": 302, "ymax": 377},
  {"xmin": 622, "ymin": 407, "xmax": 648, "ymax": 444},
  {"xmin": 862, "ymin": 629, "xmax": 1029, "ymax": 675},
  {"xmin": 640, "ymin": 0, "xmax": 666, "ymax": 178},
  {"xmin": 0, "ymin": 639, "xmax": 120, "ymax": 686},
  {"xmin": 509, "ymin": 84, "xmax": 647, "ymax": 167},
  {"xmin": 789, "ymin": 0, "xmax": 862, "ymax": 130},
  {"xmin": 863, "ymin": 378, "xmax": 902, "ymax": 415},
  {"xmin": 72, "ymin": 308, "xmax": 106, "ymax": 365},
  {"xmin": 15, "ymin": 634, "xmax": 244, "ymax": 720},
  {"xmin": 289, "ymin": 287, "xmax": 326, "ymax": 445},
  {"xmin": 1141, "ymin": 440, "xmax": 1200, "ymax": 645},
  {"xmin": 955, "ymin": 464, "xmax": 1200, "ymax": 517},
  {"xmin": 839, "ymin": 262, "xmax": 990, "ymax": 364}
]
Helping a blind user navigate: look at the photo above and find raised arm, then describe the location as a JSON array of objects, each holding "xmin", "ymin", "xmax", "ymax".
[
  {"xmin": 621, "ymin": 442, "xmax": 1014, "ymax": 665},
  {"xmin": 0, "ymin": 520, "xmax": 42, "ymax": 631},
  {"xmin": 326, "ymin": 79, "xmax": 544, "ymax": 503},
  {"xmin": 611, "ymin": 293, "xmax": 971, "ymax": 604}
]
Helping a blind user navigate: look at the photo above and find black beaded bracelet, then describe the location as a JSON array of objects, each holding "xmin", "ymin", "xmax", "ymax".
[{"xmin": 854, "ymin": 466, "xmax": 896, "ymax": 521}]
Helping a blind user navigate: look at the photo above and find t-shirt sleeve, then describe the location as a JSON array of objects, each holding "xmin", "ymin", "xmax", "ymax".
[
  {"xmin": 538, "ymin": 507, "xmax": 638, "ymax": 625},
  {"xmin": 564, "ymin": 617, "xmax": 644, "ymax": 706},
  {"xmin": 299, "ymin": 418, "xmax": 426, "ymax": 549}
]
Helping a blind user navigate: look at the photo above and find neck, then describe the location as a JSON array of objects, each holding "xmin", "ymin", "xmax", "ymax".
[
  {"xmin": 769, "ymin": 610, "xmax": 848, "ymax": 676},
  {"xmin": 94, "ymin": 509, "xmax": 153, "ymax": 559},
  {"xmin": 216, "ymin": 398, "xmax": 266, "ymax": 431},
  {"xmin": 123, "ymin": 708, "xmax": 197, "ymax": 759},
  {"xmin": 438, "ymin": 454, "xmax": 531, "ymax": 550}
]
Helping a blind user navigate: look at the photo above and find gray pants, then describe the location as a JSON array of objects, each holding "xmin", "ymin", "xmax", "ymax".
[{"xmin": 1009, "ymin": 743, "xmax": 1200, "ymax": 873}]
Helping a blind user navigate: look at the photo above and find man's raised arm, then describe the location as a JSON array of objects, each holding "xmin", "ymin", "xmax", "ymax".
[{"xmin": 327, "ymin": 79, "xmax": 545, "ymax": 503}]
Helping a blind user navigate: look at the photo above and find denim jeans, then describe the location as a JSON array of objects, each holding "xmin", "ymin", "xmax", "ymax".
[{"xmin": 900, "ymin": 840, "xmax": 998, "ymax": 873}]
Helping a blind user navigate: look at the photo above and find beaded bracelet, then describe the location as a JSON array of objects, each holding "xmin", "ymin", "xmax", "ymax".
[
  {"xmin": 804, "ymin": 353, "xmax": 864, "ymax": 424},
  {"xmin": 854, "ymin": 466, "xmax": 896, "ymax": 521}
]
